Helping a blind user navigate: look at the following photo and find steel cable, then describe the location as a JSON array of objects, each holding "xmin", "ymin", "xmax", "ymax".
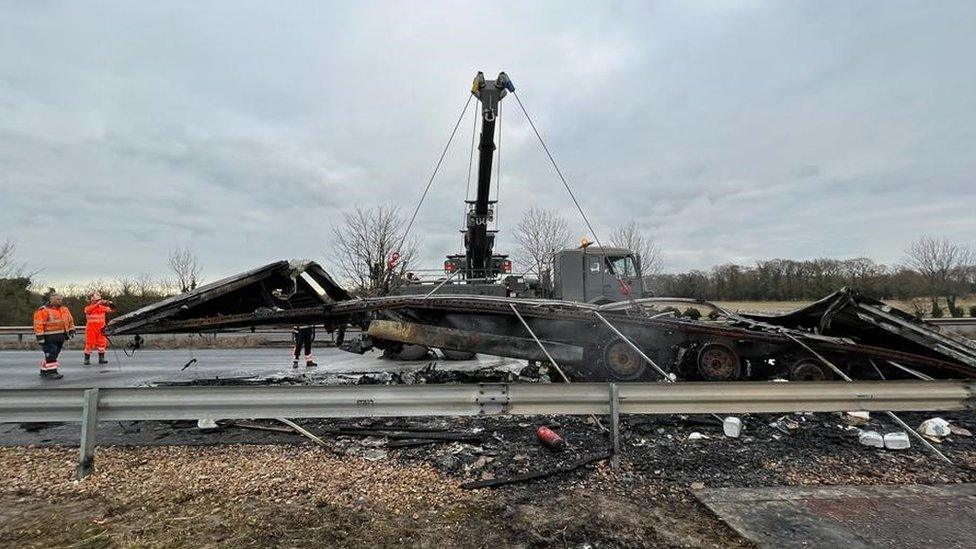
[
  {"xmin": 398, "ymin": 94, "xmax": 474, "ymax": 255},
  {"xmin": 512, "ymin": 91, "xmax": 647, "ymax": 316}
]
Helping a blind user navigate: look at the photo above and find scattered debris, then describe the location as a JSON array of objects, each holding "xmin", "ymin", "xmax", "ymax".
[
  {"xmin": 884, "ymin": 432, "xmax": 911, "ymax": 450},
  {"xmin": 769, "ymin": 416, "xmax": 800, "ymax": 435},
  {"xmin": 919, "ymin": 418, "xmax": 952, "ymax": 439},
  {"xmin": 950, "ymin": 424, "xmax": 973, "ymax": 437},
  {"xmin": 225, "ymin": 420, "xmax": 295, "ymax": 434},
  {"xmin": 536, "ymin": 426, "xmax": 566, "ymax": 451},
  {"xmin": 459, "ymin": 452, "xmax": 612, "ymax": 490},
  {"xmin": 196, "ymin": 418, "xmax": 219, "ymax": 432},
  {"xmin": 688, "ymin": 432, "xmax": 708, "ymax": 441},
  {"xmin": 845, "ymin": 411, "xmax": 871, "ymax": 426},
  {"xmin": 277, "ymin": 418, "xmax": 328, "ymax": 447},
  {"xmin": 360, "ymin": 448, "xmax": 388, "ymax": 461},
  {"xmin": 859, "ymin": 430, "xmax": 884, "ymax": 448},
  {"xmin": 323, "ymin": 427, "xmax": 482, "ymax": 443},
  {"xmin": 723, "ymin": 417, "xmax": 742, "ymax": 438}
]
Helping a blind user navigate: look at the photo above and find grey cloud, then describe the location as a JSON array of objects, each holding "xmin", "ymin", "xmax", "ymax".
[{"xmin": 1, "ymin": 1, "xmax": 974, "ymax": 285}]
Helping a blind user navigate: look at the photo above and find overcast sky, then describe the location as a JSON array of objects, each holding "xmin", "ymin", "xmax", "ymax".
[{"xmin": 1, "ymin": 1, "xmax": 974, "ymax": 286}]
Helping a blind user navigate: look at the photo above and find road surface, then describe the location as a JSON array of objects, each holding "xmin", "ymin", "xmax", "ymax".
[{"xmin": 0, "ymin": 347, "xmax": 524, "ymax": 389}]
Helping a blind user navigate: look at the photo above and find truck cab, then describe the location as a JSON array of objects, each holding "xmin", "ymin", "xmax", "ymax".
[{"xmin": 552, "ymin": 246, "xmax": 645, "ymax": 304}]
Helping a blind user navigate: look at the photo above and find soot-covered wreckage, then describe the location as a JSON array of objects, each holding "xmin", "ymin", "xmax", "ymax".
[{"xmin": 105, "ymin": 260, "xmax": 976, "ymax": 382}]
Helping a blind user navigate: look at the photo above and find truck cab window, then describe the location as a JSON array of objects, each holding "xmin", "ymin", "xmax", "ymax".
[{"xmin": 606, "ymin": 256, "xmax": 637, "ymax": 277}]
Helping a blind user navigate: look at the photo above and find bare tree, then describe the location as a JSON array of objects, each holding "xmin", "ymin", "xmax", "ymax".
[
  {"xmin": 135, "ymin": 273, "xmax": 165, "ymax": 297},
  {"xmin": 84, "ymin": 279, "xmax": 112, "ymax": 298},
  {"xmin": 0, "ymin": 239, "xmax": 24, "ymax": 277},
  {"xmin": 169, "ymin": 246, "xmax": 203, "ymax": 293},
  {"xmin": 513, "ymin": 207, "xmax": 572, "ymax": 276},
  {"xmin": 328, "ymin": 205, "xmax": 417, "ymax": 296},
  {"xmin": 903, "ymin": 235, "xmax": 974, "ymax": 314},
  {"xmin": 609, "ymin": 221, "xmax": 662, "ymax": 276}
]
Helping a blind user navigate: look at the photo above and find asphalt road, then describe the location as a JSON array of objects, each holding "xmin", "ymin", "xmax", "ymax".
[{"xmin": 0, "ymin": 347, "xmax": 522, "ymax": 389}]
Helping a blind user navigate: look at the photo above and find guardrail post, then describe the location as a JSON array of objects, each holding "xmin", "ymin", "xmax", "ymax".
[
  {"xmin": 476, "ymin": 383, "xmax": 509, "ymax": 415},
  {"xmin": 75, "ymin": 388, "xmax": 100, "ymax": 480},
  {"xmin": 610, "ymin": 383, "xmax": 620, "ymax": 471}
]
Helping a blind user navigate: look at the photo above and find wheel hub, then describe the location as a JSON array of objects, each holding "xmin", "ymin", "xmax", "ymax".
[
  {"xmin": 602, "ymin": 339, "xmax": 645, "ymax": 380},
  {"xmin": 697, "ymin": 344, "xmax": 740, "ymax": 381}
]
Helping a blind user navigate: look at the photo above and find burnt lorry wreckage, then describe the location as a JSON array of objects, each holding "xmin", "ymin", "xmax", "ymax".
[{"xmin": 105, "ymin": 260, "xmax": 976, "ymax": 383}]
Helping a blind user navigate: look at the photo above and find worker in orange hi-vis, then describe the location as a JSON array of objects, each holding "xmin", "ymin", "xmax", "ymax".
[
  {"xmin": 32, "ymin": 292, "xmax": 76, "ymax": 380},
  {"xmin": 83, "ymin": 292, "xmax": 115, "ymax": 365}
]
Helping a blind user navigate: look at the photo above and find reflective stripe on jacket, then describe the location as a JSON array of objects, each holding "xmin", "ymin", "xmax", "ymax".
[
  {"xmin": 33, "ymin": 306, "xmax": 75, "ymax": 336},
  {"xmin": 84, "ymin": 301, "xmax": 113, "ymax": 325}
]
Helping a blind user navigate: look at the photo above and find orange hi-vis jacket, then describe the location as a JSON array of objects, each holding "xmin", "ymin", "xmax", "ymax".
[
  {"xmin": 33, "ymin": 305, "xmax": 75, "ymax": 338},
  {"xmin": 84, "ymin": 301, "xmax": 113, "ymax": 327}
]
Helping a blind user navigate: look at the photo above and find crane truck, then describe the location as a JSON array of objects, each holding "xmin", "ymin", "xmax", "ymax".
[{"xmin": 392, "ymin": 71, "xmax": 646, "ymax": 304}]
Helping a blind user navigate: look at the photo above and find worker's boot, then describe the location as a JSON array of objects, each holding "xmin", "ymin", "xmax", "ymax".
[
  {"xmin": 40, "ymin": 369, "xmax": 64, "ymax": 380},
  {"xmin": 292, "ymin": 360, "xmax": 299, "ymax": 369},
  {"xmin": 83, "ymin": 354, "xmax": 91, "ymax": 365},
  {"xmin": 305, "ymin": 360, "xmax": 318, "ymax": 368},
  {"xmin": 98, "ymin": 353, "xmax": 108, "ymax": 364}
]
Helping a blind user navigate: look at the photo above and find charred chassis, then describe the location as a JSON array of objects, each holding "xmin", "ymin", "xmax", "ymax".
[{"xmin": 105, "ymin": 261, "xmax": 976, "ymax": 383}]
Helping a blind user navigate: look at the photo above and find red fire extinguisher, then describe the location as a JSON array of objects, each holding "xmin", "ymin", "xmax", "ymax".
[{"xmin": 536, "ymin": 426, "xmax": 566, "ymax": 451}]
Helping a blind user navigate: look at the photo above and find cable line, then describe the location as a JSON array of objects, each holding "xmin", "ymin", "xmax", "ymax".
[{"xmin": 398, "ymin": 94, "xmax": 474, "ymax": 255}]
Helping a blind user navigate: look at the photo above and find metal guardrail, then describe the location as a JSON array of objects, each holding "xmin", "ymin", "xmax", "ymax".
[
  {"xmin": 1, "ymin": 380, "xmax": 973, "ymax": 478},
  {"xmin": 928, "ymin": 318, "xmax": 976, "ymax": 327}
]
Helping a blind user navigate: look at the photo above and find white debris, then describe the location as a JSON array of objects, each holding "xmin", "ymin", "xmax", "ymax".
[
  {"xmin": 845, "ymin": 411, "xmax": 870, "ymax": 425},
  {"xmin": 949, "ymin": 424, "xmax": 973, "ymax": 437},
  {"xmin": 884, "ymin": 432, "xmax": 911, "ymax": 450},
  {"xmin": 919, "ymin": 418, "xmax": 951, "ymax": 439},
  {"xmin": 723, "ymin": 417, "xmax": 742, "ymax": 438},
  {"xmin": 361, "ymin": 448, "xmax": 388, "ymax": 461},
  {"xmin": 859, "ymin": 430, "xmax": 884, "ymax": 448},
  {"xmin": 688, "ymin": 432, "xmax": 708, "ymax": 441},
  {"xmin": 196, "ymin": 418, "xmax": 219, "ymax": 431}
]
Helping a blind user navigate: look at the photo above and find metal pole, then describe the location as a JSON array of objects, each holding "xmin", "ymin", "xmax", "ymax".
[
  {"xmin": 783, "ymin": 332, "xmax": 951, "ymax": 463},
  {"xmin": 508, "ymin": 304, "xmax": 572, "ymax": 383},
  {"xmin": 592, "ymin": 311, "xmax": 673, "ymax": 382},
  {"xmin": 610, "ymin": 383, "xmax": 620, "ymax": 471},
  {"xmin": 277, "ymin": 418, "xmax": 328, "ymax": 447},
  {"xmin": 76, "ymin": 388, "xmax": 100, "ymax": 480},
  {"xmin": 887, "ymin": 360, "xmax": 934, "ymax": 381},
  {"xmin": 423, "ymin": 268, "xmax": 462, "ymax": 300},
  {"xmin": 510, "ymin": 303, "xmax": 606, "ymax": 431}
]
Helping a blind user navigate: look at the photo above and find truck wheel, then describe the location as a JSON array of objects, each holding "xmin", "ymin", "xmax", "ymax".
[
  {"xmin": 789, "ymin": 359, "xmax": 829, "ymax": 381},
  {"xmin": 599, "ymin": 337, "xmax": 646, "ymax": 380},
  {"xmin": 697, "ymin": 343, "xmax": 740, "ymax": 381},
  {"xmin": 382, "ymin": 343, "xmax": 433, "ymax": 361}
]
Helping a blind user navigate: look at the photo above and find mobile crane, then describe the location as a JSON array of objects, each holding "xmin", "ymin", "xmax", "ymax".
[{"xmin": 394, "ymin": 71, "xmax": 645, "ymax": 304}]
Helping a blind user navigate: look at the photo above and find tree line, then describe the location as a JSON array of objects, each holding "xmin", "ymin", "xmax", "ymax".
[
  {"xmin": 647, "ymin": 236, "xmax": 975, "ymax": 317},
  {"xmin": 0, "ymin": 240, "xmax": 202, "ymax": 325}
]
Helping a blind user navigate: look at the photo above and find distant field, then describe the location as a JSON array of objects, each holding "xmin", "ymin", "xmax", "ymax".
[{"xmin": 715, "ymin": 296, "xmax": 976, "ymax": 317}]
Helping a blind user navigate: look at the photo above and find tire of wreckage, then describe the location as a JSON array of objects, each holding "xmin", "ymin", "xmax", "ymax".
[
  {"xmin": 697, "ymin": 343, "xmax": 741, "ymax": 381},
  {"xmin": 788, "ymin": 358, "xmax": 830, "ymax": 381},
  {"xmin": 382, "ymin": 343, "xmax": 434, "ymax": 361},
  {"xmin": 589, "ymin": 335, "xmax": 648, "ymax": 381}
]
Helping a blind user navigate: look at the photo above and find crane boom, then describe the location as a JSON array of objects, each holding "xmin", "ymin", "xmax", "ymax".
[{"xmin": 448, "ymin": 71, "xmax": 514, "ymax": 281}]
